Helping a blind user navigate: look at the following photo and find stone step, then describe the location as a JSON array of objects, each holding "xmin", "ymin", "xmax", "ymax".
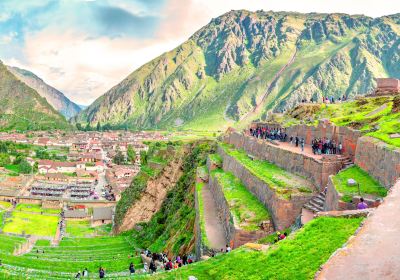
[
  {"xmin": 308, "ymin": 200, "xmax": 324, "ymax": 210},
  {"xmin": 303, "ymin": 204, "xmax": 320, "ymax": 213},
  {"xmin": 312, "ymin": 197, "xmax": 325, "ymax": 205}
]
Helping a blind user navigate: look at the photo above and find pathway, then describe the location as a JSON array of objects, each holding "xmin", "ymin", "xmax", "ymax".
[
  {"xmin": 317, "ymin": 179, "xmax": 400, "ymax": 280},
  {"xmin": 201, "ymin": 184, "xmax": 226, "ymax": 251}
]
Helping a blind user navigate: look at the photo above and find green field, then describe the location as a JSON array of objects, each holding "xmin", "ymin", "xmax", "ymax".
[
  {"xmin": 220, "ymin": 143, "xmax": 314, "ymax": 199},
  {"xmin": 0, "ymin": 201, "xmax": 12, "ymax": 210},
  {"xmin": 332, "ymin": 165, "xmax": 387, "ymax": 202},
  {"xmin": 65, "ymin": 220, "xmax": 112, "ymax": 238},
  {"xmin": 212, "ymin": 169, "xmax": 271, "ymax": 231},
  {"xmin": 3, "ymin": 211, "xmax": 59, "ymax": 237},
  {"xmin": 15, "ymin": 204, "xmax": 60, "ymax": 215},
  {"xmin": 148, "ymin": 217, "xmax": 363, "ymax": 280},
  {"xmin": 0, "ymin": 235, "xmax": 143, "ymax": 279}
]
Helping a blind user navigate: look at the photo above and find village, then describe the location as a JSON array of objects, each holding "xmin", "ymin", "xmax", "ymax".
[{"xmin": 0, "ymin": 130, "xmax": 167, "ymax": 227}]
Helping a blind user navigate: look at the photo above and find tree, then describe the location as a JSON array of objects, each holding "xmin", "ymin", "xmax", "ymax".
[
  {"xmin": 84, "ymin": 123, "xmax": 91, "ymax": 131},
  {"xmin": 140, "ymin": 151, "xmax": 148, "ymax": 166},
  {"xmin": 0, "ymin": 142, "xmax": 7, "ymax": 153},
  {"xmin": 113, "ymin": 148, "xmax": 125, "ymax": 165},
  {"xmin": 96, "ymin": 122, "xmax": 101, "ymax": 131},
  {"xmin": 19, "ymin": 159, "xmax": 32, "ymax": 174},
  {"xmin": 127, "ymin": 145, "xmax": 136, "ymax": 163},
  {"xmin": 0, "ymin": 153, "xmax": 10, "ymax": 167},
  {"xmin": 76, "ymin": 123, "xmax": 82, "ymax": 131}
]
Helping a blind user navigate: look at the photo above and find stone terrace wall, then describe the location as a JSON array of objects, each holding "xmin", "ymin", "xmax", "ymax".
[
  {"xmin": 208, "ymin": 174, "xmax": 234, "ymax": 245},
  {"xmin": 355, "ymin": 136, "xmax": 400, "ymax": 189},
  {"xmin": 286, "ymin": 121, "xmax": 362, "ymax": 161},
  {"xmin": 225, "ymin": 132, "xmax": 343, "ymax": 189},
  {"xmin": 217, "ymin": 145, "xmax": 311, "ymax": 230}
]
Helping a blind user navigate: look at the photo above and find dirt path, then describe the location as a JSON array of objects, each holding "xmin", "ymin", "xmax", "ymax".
[
  {"xmin": 201, "ymin": 184, "xmax": 226, "ymax": 251},
  {"xmin": 317, "ymin": 179, "xmax": 400, "ymax": 280}
]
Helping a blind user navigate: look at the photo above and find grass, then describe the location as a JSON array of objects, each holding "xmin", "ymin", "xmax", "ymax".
[
  {"xmin": 15, "ymin": 204, "xmax": 60, "ymax": 215},
  {"xmin": 212, "ymin": 169, "xmax": 270, "ymax": 231},
  {"xmin": 196, "ymin": 182, "xmax": 210, "ymax": 248},
  {"xmin": 148, "ymin": 217, "xmax": 363, "ymax": 280},
  {"xmin": 220, "ymin": 143, "xmax": 313, "ymax": 199},
  {"xmin": 280, "ymin": 96, "xmax": 400, "ymax": 148},
  {"xmin": 0, "ymin": 235, "xmax": 142, "ymax": 278},
  {"xmin": 257, "ymin": 227, "xmax": 293, "ymax": 244},
  {"xmin": 3, "ymin": 211, "xmax": 59, "ymax": 237},
  {"xmin": 0, "ymin": 201, "xmax": 12, "ymax": 210},
  {"xmin": 4, "ymin": 164, "xmax": 20, "ymax": 174},
  {"xmin": 65, "ymin": 220, "xmax": 112, "ymax": 237},
  {"xmin": 332, "ymin": 165, "xmax": 387, "ymax": 200},
  {"xmin": 209, "ymin": 153, "xmax": 222, "ymax": 166}
]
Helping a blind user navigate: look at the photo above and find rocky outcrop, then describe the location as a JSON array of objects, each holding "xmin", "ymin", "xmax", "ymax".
[
  {"xmin": 74, "ymin": 11, "xmax": 400, "ymax": 130},
  {"xmin": 116, "ymin": 158, "xmax": 183, "ymax": 233}
]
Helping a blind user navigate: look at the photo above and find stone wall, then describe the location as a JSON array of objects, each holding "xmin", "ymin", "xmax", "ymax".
[
  {"xmin": 285, "ymin": 120, "xmax": 362, "ymax": 161},
  {"xmin": 325, "ymin": 175, "xmax": 382, "ymax": 211},
  {"xmin": 224, "ymin": 132, "xmax": 343, "ymax": 189},
  {"xmin": 355, "ymin": 136, "xmax": 400, "ymax": 189},
  {"xmin": 217, "ymin": 145, "xmax": 312, "ymax": 230},
  {"xmin": 208, "ymin": 174, "xmax": 235, "ymax": 245}
]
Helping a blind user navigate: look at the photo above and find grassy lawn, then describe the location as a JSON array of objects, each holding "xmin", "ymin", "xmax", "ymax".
[
  {"xmin": 332, "ymin": 165, "xmax": 387, "ymax": 201},
  {"xmin": 196, "ymin": 182, "xmax": 210, "ymax": 247},
  {"xmin": 65, "ymin": 220, "xmax": 112, "ymax": 237},
  {"xmin": 209, "ymin": 153, "xmax": 222, "ymax": 166},
  {"xmin": 0, "ymin": 210, "xmax": 3, "ymax": 229},
  {"xmin": 15, "ymin": 204, "xmax": 60, "ymax": 215},
  {"xmin": 0, "ymin": 201, "xmax": 12, "ymax": 210},
  {"xmin": 149, "ymin": 217, "xmax": 363, "ymax": 280},
  {"xmin": 4, "ymin": 164, "xmax": 20, "ymax": 174},
  {"xmin": 220, "ymin": 143, "xmax": 313, "ymax": 199},
  {"xmin": 212, "ymin": 169, "xmax": 270, "ymax": 231},
  {"xmin": 0, "ymin": 235, "xmax": 142, "ymax": 278},
  {"xmin": 3, "ymin": 211, "xmax": 59, "ymax": 237}
]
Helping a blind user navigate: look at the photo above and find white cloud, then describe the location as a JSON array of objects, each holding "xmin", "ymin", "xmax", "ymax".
[{"xmin": 4, "ymin": 0, "xmax": 400, "ymax": 106}]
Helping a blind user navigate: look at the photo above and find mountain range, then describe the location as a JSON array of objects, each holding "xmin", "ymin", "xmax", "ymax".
[
  {"xmin": 0, "ymin": 61, "xmax": 72, "ymax": 131},
  {"xmin": 7, "ymin": 66, "xmax": 81, "ymax": 119},
  {"xmin": 72, "ymin": 10, "xmax": 400, "ymax": 131}
]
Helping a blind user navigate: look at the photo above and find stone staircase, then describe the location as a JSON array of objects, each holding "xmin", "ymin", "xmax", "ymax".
[
  {"xmin": 340, "ymin": 156, "xmax": 353, "ymax": 169},
  {"xmin": 303, "ymin": 191, "xmax": 326, "ymax": 213}
]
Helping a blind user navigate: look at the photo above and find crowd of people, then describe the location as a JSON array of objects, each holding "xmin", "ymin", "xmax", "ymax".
[
  {"xmin": 142, "ymin": 249, "xmax": 195, "ymax": 274},
  {"xmin": 311, "ymin": 138, "xmax": 343, "ymax": 155},
  {"xmin": 249, "ymin": 127, "xmax": 287, "ymax": 142}
]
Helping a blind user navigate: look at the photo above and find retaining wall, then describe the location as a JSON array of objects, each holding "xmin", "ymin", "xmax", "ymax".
[
  {"xmin": 217, "ymin": 145, "xmax": 312, "ymax": 230},
  {"xmin": 224, "ymin": 132, "xmax": 343, "ymax": 189},
  {"xmin": 285, "ymin": 120, "xmax": 362, "ymax": 161},
  {"xmin": 355, "ymin": 136, "xmax": 400, "ymax": 189}
]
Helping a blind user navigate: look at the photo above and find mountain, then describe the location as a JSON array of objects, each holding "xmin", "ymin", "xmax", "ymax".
[
  {"xmin": 7, "ymin": 66, "xmax": 81, "ymax": 119},
  {"xmin": 0, "ymin": 61, "xmax": 71, "ymax": 131},
  {"xmin": 74, "ymin": 11, "xmax": 400, "ymax": 131}
]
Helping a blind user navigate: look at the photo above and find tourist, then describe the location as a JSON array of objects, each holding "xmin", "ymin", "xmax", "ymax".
[
  {"xmin": 357, "ymin": 198, "xmax": 368, "ymax": 210},
  {"xmin": 82, "ymin": 268, "xmax": 88, "ymax": 277},
  {"xmin": 165, "ymin": 259, "xmax": 173, "ymax": 271},
  {"xmin": 149, "ymin": 260, "xmax": 157, "ymax": 273},
  {"xmin": 182, "ymin": 255, "xmax": 188, "ymax": 265},
  {"xmin": 143, "ymin": 262, "xmax": 148, "ymax": 272},
  {"xmin": 338, "ymin": 142, "xmax": 343, "ymax": 155},
  {"xmin": 300, "ymin": 138, "xmax": 305, "ymax": 152},
  {"xmin": 295, "ymin": 136, "xmax": 299, "ymax": 147},
  {"xmin": 98, "ymin": 267, "xmax": 105, "ymax": 279},
  {"xmin": 75, "ymin": 271, "xmax": 81, "ymax": 279},
  {"xmin": 129, "ymin": 262, "xmax": 135, "ymax": 274},
  {"xmin": 226, "ymin": 244, "xmax": 231, "ymax": 253}
]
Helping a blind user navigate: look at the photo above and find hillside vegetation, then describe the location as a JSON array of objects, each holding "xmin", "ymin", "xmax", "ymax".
[
  {"xmin": 74, "ymin": 11, "xmax": 400, "ymax": 131},
  {"xmin": 0, "ymin": 61, "xmax": 71, "ymax": 131},
  {"xmin": 276, "ymin": 95, "xmax": 400, "ymax": 147},
  {"xmin": 146, "ymin": 217, "xmax": 363, "ymax": 280}
]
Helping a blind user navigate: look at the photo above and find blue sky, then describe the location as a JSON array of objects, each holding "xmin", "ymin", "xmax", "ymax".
[{"xmin": 0, "ymin": 0, "xmax": 399, "ymax": 105}]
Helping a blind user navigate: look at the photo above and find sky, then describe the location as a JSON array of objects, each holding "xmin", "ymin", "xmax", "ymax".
[{"xmin": 0, "ymin": 0, "xmax": 399, "ymax": 105}]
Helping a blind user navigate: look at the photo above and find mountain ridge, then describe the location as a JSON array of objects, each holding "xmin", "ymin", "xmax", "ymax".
[
  {"xmin": 7, "ymin": 66, "xmax": 81, "ymax": 119},
  {"xmin": 72, "ymin": 10, "xmax": 400, "ymax": 130}
]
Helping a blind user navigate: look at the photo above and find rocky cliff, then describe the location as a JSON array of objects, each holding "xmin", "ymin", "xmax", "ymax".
[
  {"xmin": 74, "ymin": 11, "xmax": 400, "ymax": 131},
  {"xmin": 7, "ymin": 66, "xmax": 81, "ymax": 119}
]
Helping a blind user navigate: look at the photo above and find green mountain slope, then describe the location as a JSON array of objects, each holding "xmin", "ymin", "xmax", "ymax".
[
  {"xmin": 7, "ymin": 66, "xmax": 81, "ymax": 119},
  {"xmin": 0, "ymin": 61, "xmax": 71, "ymax": 131},
  {"xmin": 74, "ymin": 11, "xmax": 400, "ymax": 131}
]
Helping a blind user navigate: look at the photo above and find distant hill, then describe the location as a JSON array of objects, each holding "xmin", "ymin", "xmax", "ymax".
[
  {"xmin": 74, "ymin": 11, "xmax": 400, "ymax": 131},
  {"xmin": 0, "ymin": 61, "xmax": 72, "ymax": 131},
  {"xmin": 7, "ymin": 66, "xmax": 81, "ymax": 119}
]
